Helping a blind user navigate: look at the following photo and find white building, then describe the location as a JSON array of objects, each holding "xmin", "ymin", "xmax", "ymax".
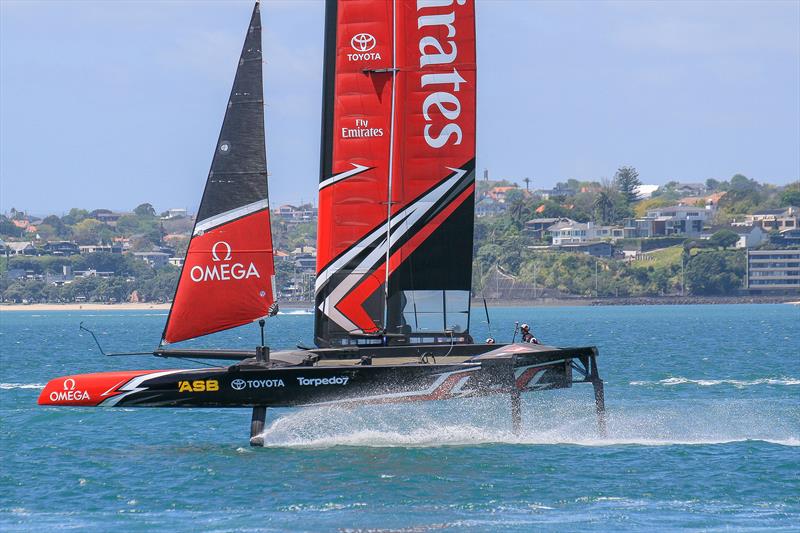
[{"xmin": 548, "ymin": 221, "xmax": 624, "ymax": 245}]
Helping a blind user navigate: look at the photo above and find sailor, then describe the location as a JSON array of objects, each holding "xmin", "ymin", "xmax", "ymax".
[
  {"xmin": 520, "ymin": 324, "xmax": 540, "ymax": 344},
  {"xmin": 485, "ymin": 337, "xmax": 495, "ymax": 344}
]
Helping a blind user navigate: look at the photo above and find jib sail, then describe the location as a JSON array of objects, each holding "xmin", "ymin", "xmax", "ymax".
[
  {"xmin": 163, "ymin": 1, "xmax": 276, "ymax": 344},
  {"xmin": 315, "ymin": 0, "xmax": 476, "ymax": 346}
]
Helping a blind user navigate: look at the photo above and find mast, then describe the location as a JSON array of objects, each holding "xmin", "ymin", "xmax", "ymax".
[{"xmin": 162, "ymin": 1, "xmax": 276, "ymax": 345}]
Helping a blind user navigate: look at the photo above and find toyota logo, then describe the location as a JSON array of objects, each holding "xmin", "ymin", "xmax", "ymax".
[
  {"xmin": 231, "ymin": 379, "xmax": 246, "ymax": 391},
  {"xmin": 211, "ymin": 241, "xmax": 232, "ymax": 262},
  {"xmin": 350, "ymin": 33, "xmax": 376, "ymax": 52}
]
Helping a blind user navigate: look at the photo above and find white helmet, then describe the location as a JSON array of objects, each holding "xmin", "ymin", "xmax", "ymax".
[{"xmin": 521, "ymin": 323, "xmax": 529, "ymax": 330}]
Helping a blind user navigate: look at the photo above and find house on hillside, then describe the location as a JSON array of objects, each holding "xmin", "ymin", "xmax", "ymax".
[
  {"xmin": 6, "ymin": 241, "xmax": 37, "ymax": 256},
  {"xmin": 486, "ymin": 186, "xmax": 526, "ymax": 203},
  {"xmin": 625, "ymin": 205, "xmax": 711, "ymax": 238},
  {"xmin": 42, "ymin": 241, "xmax": 80, "ymax": 256},
  {"xmin": 92, "ymin": 211, "xmax": 125, "ymax": 225},
  {"xmin": 475, "ymin": 197, "xmax": 505, "ymax": 217},
  {"xmin": 273, "ymin": 204, "xmax": 317, "ymax": 223},
  {"xmin": 79, "ymin": 244, "xmax": 123, "ymax": 254},
  {"xmin": 548, "ymin": 221, "xmax": 624, "ymax": 245},
  {"xmin": 674, "ymin": 183, "xmax": 708, "ymax": 197},
  {"xmin": 524, "ymin": 217, "xmax": 574, "ymax": 240},
  {"xmin": 701, "ymin": 225, "xmax": 766, "ymax": 249},
  {"xmin": 744, "ymin": 207, "xmax": 798, "ymax": 231},
  {"xmin": 161, "ymin": 208, "xmax": 188, "ymax": 220},
  {"xmin": 133, "ymin": 251, "xmax": 170, "ymax": 268},
  {"xmin": 534, "ymin": 184, "xmax": 576, "ymax": 200}
]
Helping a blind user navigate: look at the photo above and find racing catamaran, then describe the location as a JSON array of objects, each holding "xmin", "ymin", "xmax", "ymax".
[{"xmin": 39, "ymin": 0, "xmax": 605, "ymax": 446}]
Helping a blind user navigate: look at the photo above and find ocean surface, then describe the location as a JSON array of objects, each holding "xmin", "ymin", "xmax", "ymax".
[{"xmin": 1, "ymin": 304, "xmax": 798, "ymax": 531}]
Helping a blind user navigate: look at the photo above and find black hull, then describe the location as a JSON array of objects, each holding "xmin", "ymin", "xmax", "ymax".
[{"xmin": 39, "ymin": 343, "xmax": 602, "ymax": 409}]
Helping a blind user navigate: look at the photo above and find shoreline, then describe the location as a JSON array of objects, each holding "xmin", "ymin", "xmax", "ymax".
[{"xmin": 1, "ymin": 296, "xmax": 797, "ymax": 312}]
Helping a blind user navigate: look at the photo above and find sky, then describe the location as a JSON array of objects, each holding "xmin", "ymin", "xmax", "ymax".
[{"xmin": 1, "ymin": 0, "xmax": 798, "ymax": 216}]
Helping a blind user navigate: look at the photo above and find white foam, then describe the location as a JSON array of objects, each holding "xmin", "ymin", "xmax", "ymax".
[
  {"xmin": 255, "ymin": 399, "xmax": 800, "ymax": 449},
  {"xmin": 630, "ymin": 377, "xmax": 800, "ymax": 387},
  {"xmin": 0, "ymin": 382, "xmax": 44, "ymax": 390},
  {"xmin": 278, "ymin": 309, "xmax": 313, "ymax": 316}
]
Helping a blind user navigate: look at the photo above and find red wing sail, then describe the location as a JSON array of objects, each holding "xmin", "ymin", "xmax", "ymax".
[
  {"xmin": 315, "ymin": 0, "xmax": 395, "ymax": 343},
  {"xmin": 315, "ymin": 0, "xmax": 476, "ymax": 346},
  {"xmin": 163, "ymin": 2, "xmax": 275, "ymax": 344}
]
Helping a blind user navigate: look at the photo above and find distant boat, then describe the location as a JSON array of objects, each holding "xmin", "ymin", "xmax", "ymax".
[{"xmin": 39, "ymin": 0, "xmax": 605, "ymax": 446}]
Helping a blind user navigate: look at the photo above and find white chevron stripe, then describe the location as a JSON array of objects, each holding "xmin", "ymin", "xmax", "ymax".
[
  {"xmin": 193, "ymin": 198, "xmax": 270, "ymax": 235},
  {"xmin": 317, "ymin": 168, "xmax": 467, "ymax": 333},
  {"xmin": 318, "ymin": 163, "xmax": 371, "ymax": 190}
]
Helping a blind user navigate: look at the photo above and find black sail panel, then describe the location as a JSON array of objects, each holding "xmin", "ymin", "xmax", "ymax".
[{"xmin": 197, "ymin": 2, "xmax": 268, "ymax": 222}]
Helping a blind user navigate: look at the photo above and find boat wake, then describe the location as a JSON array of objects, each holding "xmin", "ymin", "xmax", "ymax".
[
  {"xmin": 257, "ymin": 398, "xmax": 800, "ymax": 449},
  {"xmin": 0, "ymin": 383, "xmax": 45, "ymax": 390},
  {"xmin": 630, "ymin": 377, "xmax": 800, "ymax": 387},
  {"xmin": 277, "ymin": 309, "xmax": 313, "ymax": 316}
]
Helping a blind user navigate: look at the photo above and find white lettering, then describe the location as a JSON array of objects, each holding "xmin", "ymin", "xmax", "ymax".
[
  {"xmin": 424, "ymin": 123, "xmax": 463, "ymax": 148},
  {"xmin": 296, "ymin": 376, "xmax": 350, "ymax": 387},
  {"xmin": 347, "ymin": 52, "xmax": 383, "ymax": 62},
  {"xmin": 417, "ymin": 1, "xmax": 468, "ymax": 148},
  {"xmin": 417, "ymin": 0, "xmax": 467, "ymax": 9},
  {"xmin": 418, "ymin": 12, "xmax": 456, "ymax": 37},
  {"xmin": 422, "ymin": 91, "xmax": 461, "ymax": 121},
  {"xmin": 419, "ymin": 36, "xmax": 457, "ymax": 68},
  {"xmin": 190, "ymin": 262, "xmax": 261, "ymax": 283},
  {"xmin": 341, "ymin": 127, "xmax": 385, "ymax": 138},
  {"xmin": 49, "ymin": 390, "xmax": 91, "ymax": 402},
  {"xmin": 420, "ymin": 69, "xmax": 466, "ymax": 92},
  {"xmin": 244, "ymin": 379, "xmax": 285, "ymax": 388}
]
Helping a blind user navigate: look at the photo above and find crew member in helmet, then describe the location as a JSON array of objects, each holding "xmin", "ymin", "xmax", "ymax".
[{"xmin": 520, "ymin": 323, "xmax": 540, "ymax": 344}]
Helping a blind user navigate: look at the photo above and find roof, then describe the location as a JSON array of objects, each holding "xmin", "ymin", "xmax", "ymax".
[
  {"xmin": 707, "ymin": 224, "xmax": 760, "ymax": 236},
  {"xmin": 753, "ymin": 207, "xmax": 797, "ymax": 216},
  {"xmin": 525, "ymin": 217, "xmax": 571, "ymax": 225},
  {"xmin": 7, "ymin": 242, "xmax": 35, "ymax": 251},
  {"xmin": 549, "ymin": 221, "xmax": 587, "ymax": 231}
]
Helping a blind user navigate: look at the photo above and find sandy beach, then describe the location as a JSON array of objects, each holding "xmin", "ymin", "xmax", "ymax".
[{"xmin": 0, "ymin": 303, "xmax": 172, "ymax": 312}]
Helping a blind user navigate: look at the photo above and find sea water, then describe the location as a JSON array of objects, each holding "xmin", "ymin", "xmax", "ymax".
[{"xmin": 1, "ymin": 304, "xmax": 798, "ymax": 531}]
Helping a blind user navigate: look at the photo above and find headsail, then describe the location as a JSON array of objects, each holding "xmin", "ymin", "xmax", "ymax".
[
  {"xmin": 315, "ymin": 0, "xmax": 476, "ymax": 346},
  {"xmin": 163, "ymin": 1, "xmax": 275, "ymax": 344}
]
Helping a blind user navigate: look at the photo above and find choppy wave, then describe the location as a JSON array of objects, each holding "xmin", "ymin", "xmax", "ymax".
[
  {"xmin": 277, "ymin": 309, "xmax": 313, "ymax": 316},
  {"xmin": 630, "ymin": 377, "xmax": 800, "ymax": 387},
  {"xmin": 256, "ymin": 398, "xmax": 800, "ymax": 449},
  {"xmin": 0, "ymin": 383, "xmax": 44, "ymax": 390}
]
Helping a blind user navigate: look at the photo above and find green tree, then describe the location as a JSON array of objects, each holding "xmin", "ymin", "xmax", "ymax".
[
  {"xmin": 134, "ymin": 203, "xmax": 157, "ymax": 217},
  {"xmin": 685, "ymin": 251, "xmax": 744, "ymax": 295},
  {"xmin": 72, "ymin": 219, "xmax": 105, "ymax": 244},
  {"xmin": 729, "ymin": 174, "xmax": 758, "ymax": 193},
  {"xmin": 709, "ymin": 229, "xmax": 740, "ymax": 249},
  {"xmin": 614, "ymin": 166, "xmax": 642, "ymax": 204},
  {"xmin": 0, "ymin": 215, "xmax": 23, "ymax": 238},
  {"xmin": 61, "ymin": 208, "xmax": 89, "ymax": 225},
  {"xmin": 42, "ymin": 215, "xmax": 70, "ymax": 238},
  {"xmin": 593, "ymin": 191, "xmax": 615, "ymax": 224},
  {"xmin": 780, "ymin": 183, "xmax": 800, "ymax": 207}
]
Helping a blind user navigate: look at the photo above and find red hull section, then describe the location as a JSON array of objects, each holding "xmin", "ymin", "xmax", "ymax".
[
  {"xmin": 164, "ymin": 210, "xmax": 275, "ymax": 344},
  {"xmin": 38, "ymin": 370, "xmax": 169, "ymax": 407}
]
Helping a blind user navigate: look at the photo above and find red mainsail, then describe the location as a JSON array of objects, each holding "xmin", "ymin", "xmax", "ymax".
[
  {"xmin": 163, "ymin": 2, "xmax": 275, "ymax": 344},
  {"xmin": 315, "ymin": 0, "xmax": 476, "ymax": 346}
]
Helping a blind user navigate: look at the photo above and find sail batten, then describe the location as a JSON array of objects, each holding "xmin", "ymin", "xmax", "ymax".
[{"xmin": 162, "ymin": 1, "xmax": 275, "ymax": 345}]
